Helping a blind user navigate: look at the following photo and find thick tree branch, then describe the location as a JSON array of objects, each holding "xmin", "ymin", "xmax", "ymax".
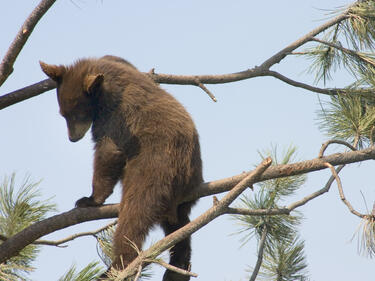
[
  {"xmin": 0, "ymin": 0, "xmax": 56, "ymax": 86},
  {"xmin": 0, "ymin": 78, "xmax": 55, "ymax": 110},
  {"xmin": 0, "ymin": 3, "xmax": 356, "ymax": 110},
  {"xmin": 0, "ymin": 204, "xmax": 118, "ymax": 263},
  {"xmin": 1, "ymin": 146, "xmax": 375, "ymax": 264},
  {"xmin": 188, "ymin": 145, "xmax": 375, "ymax": 202}
]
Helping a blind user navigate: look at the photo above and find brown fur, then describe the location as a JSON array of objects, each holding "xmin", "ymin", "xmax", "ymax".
[{"xmin": 40, "ymin": 56, "xmax": 203, "ymax": 280}]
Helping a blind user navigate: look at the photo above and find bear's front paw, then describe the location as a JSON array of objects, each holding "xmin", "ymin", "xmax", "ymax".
[{"xmin": 75, "ymin": 196, "xmax": 101, "ymax": 208}]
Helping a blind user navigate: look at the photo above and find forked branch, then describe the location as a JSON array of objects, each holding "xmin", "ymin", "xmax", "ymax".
[{"xmin": 0, "ymin": 2, "xmax": 356, "ymax": 109}]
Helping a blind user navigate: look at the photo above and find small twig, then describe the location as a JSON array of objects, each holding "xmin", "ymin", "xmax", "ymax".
[
  {"xmin": 325, "ymin": 162, "xmax": 365, "ymax": 218},
  {"xmin": 260, "ymin": 8, "xmax": 350, "ymax": 69},
  {"xmin": 370, "ymin": 126, "xmax": 375, "ymax": 146},
  {"xmin": 0, "ymin": 0, "xmax": 57, "ymax": 86},
  {"xmin": 151, "ymin": 259, "xmax": 198, "ymax": 278},
  {"xmin": 319, "ymin": 139, "xmax": 357, "ymax": 158},
  {"xmin": 266, "ymin": 70, "xmax": 340, "ymax": 96},
  {"xmin": 34, "ymin": 220, "xmax": 117, "ymax": 246},
  {"xmin": 249, "ymin": 226, "xmax": 268, "ymax": 281},
  {"xmin": 194, "ymin": 78, "xmax": 217, "ymax": 102},
  {"xmin": 226, "ymin": 207, "xmax": 290, "ymax": 216},
  {"xmin": 213, "ymin": 196, "xmax": 219, "ymax": 206},
  {"xmin": 311, "ymin": 37, "xmax": 375, "ymax": 68},
  {"xmin": 133, "ymin": 264, "xmax": 143, "ymax": 281},
  {"xmin": 288, "ymin": 164, "xmax": 346, "ymax": 211}
]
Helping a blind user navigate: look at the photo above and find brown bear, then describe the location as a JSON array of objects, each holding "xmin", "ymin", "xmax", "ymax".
[{"xmin": 40, "ymin": 56, "xmax": 203, "ymax": 281}]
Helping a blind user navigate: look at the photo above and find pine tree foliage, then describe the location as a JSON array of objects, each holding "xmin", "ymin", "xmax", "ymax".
[
  {"xmin": 309, "ymin": 0, "xmax": 375, "ymax": 267},
  {"xmin": 258, "ymin": 238, "xmax": 308, "ymax": 281},
  {"xmin": 306, "ymin": 1, "xmax": 375, "ymax": 89},
  {"xmin": 233, "ymin": 145, "xmax": 308, "ymax": 281},
  {"xmin": 317, "ymin": 94, "xmax": 375, "ymax": 147},
  {"xmin": 96, "ymin": 223, "xmax": 116, "ymax": 268},
  {"xmin": 0, "ymin": 174, "xmax": 56, "ymax": 281},
  {"xmin": 58, "ymin": 262, "xmax": 103, "ymax": 281}
]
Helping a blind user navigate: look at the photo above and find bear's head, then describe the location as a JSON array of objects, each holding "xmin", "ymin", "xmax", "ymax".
[{"xmin": 40, "ymin": 61, "xmax": 103, "ymax": 142}]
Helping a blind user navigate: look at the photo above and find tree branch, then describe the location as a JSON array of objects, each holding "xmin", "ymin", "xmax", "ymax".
[
  {"xmin": 287, "ymin": 164, "xmax": 346, "ymax": 211},
  {"xmin": 249, "ymin": 226, "xmax": 268, "ymax": 281},
  {"xmin": 151, "ymin": 259, "xmax": 198, "ymax": 278},
  {"xmin": 1, "ymin": 146, "xmax": 375, "ymax": 264},
  {"xmin": 259, "ymin": 5, "xmax": 352, "ymax": 69},
  {"xmin": 311, "ymin": 37, "xmax": 375, "ymax": 67},
  {"xmin": 0, "ymin": 204, "xmax": 118, "ymax": 263},
  {"xmin": 318, "ymin": 139, "xmax": 357, "ymax": 158},
  {"xmin": 326, "ymin": 162, "xmax": 365, "ymax": 218},
  {"xmin": 33, "ymin": 220, "xmax": 117, "ymax": 247},
  {"xmin": 189, "ymin": 145, "xmax": 375, "ymax": 202},
  {"xmin": 0, "ymin": 78, "xmax": 55, "ymax": 110},
  {"xmin": 0, "ymin": 0, "xmax": 56, "ymax": 87},
  {"xmin": 0, "ymin": 3, "xmax": 356, "ymax": 110}
]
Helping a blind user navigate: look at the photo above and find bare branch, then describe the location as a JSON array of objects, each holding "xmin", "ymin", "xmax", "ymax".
[
  {"xmin": 194, "ymin": 79, "xmax": 217, "ymax": 102},
  {"xmin": 249, "ymin": 226, "xmax": 268, "ymax": 281},
  {"xmin": 189, "ymin": 145, "xmax": 375, "ymax": 202},
  {"xmin": 264, "ymin": 70, "xmax": 375, "ymax": 97},
  {"xmin": 0, "ymin": 4, "xmax": 355, "ymax": 110},
  {"xmin": 0, "ymin": 78, "xmax": 55, "ymax": 110},
  {"xmin": 33, "ymin": 220, "xmax": 117, "ymax": 246},
  {"xmin": 133, "ymin": 265, "xmax": 143, "ymax": 281},
  {"xmin": 326, "ymin": 162, "xmax": 365, "ymax": 218},
  {"xmin": 319, "ymin": 139, "xmax": 357, "ymax": 158},
  {"xmin": 259, "ymin": 7, "xmax": 351, "ymax": 69},
  {"xmin": 0, "ymin": 0, "xmax": 56, "ymax": 86},
  {"xmin": 287, "ymin": 165, "xmax": 346, "ymax": 211},
  {"xmin": 0, "ymin": 204, "xmax": 118, "ymax": 263},
  {"xmin": 151, "ymin": 259, "xmax": 198, "ymax": 278},
  {"xmin": 226, "ymin": 207, "xmax": 290, "ymax": 216}
]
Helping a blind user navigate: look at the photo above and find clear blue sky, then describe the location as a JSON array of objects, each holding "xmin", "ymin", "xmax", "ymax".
[{"xmin": 1, "ymin": 1, "xmax": 374, "ymax": 280}]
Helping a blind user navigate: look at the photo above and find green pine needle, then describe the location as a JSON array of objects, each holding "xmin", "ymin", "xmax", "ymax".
[
  {"xmin": 317, "ymin": 94, "xmax": 375, "ymax": 147},
  {"xmin": 234, "ymin": 188, "xmax": 301, "ymax": 247},
  {"xmin": 58, "ymin": 262, "xmax": 104, "ymax": 281},
  {"xmin": 96, "ymin": 224, "xmax": 116, "ymax": 267},
  {"xmin": 257, "ymin": 237, "xmax": 308, "ymax": 281},
  {"xmin": 0, "ymin": 173, "xmax": 56, "ymax": 280}
]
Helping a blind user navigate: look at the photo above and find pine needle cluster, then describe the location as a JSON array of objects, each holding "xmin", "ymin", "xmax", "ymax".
[
  {"xmin": 0, "ymin": 174, "xmax": 56, "ymax": 281},
  {"xmin": 233, "ymin": 145, "xmax": 308, "ymax": 281},
  {"xmin": 306, "ymin": 1, "xmax": 375, "ymax": 88}
]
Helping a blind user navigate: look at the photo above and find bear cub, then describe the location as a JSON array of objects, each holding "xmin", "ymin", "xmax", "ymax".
[{"xmin": 40, "ymin": 55, "xmax": 203, "ymax": 281}]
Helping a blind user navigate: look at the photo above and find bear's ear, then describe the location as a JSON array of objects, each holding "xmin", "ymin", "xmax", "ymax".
[
  {"xmin": 39, "ymin": 61, "xmax": 65, "ymax": 82},
  {"xmin": 83, "ymin": 74, "xmax": 104, "ymax": 95}
]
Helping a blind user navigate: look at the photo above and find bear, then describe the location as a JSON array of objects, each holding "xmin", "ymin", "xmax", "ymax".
[{"xmin": 40, "ymin": 56, "xmax": 203, "ymax": 281}]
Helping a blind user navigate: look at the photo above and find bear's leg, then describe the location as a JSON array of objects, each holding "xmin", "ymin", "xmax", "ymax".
[
  {"xmin": 161, "ymin": 202, "xmax": 193, "ymax": 281},
  {"xmin": 111, "ymin": 198, "xmax": 156, "ymax": 271}
]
